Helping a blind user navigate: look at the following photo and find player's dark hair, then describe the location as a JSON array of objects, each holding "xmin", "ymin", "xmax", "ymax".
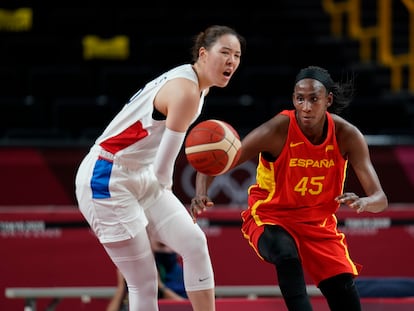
[
  {"xmin": 295, "ymin": 66, "xmax": 355, "ymax": 115},
  {"xmin": 191, "ymin": 25, "xmax": 246, "ymax": 63}
]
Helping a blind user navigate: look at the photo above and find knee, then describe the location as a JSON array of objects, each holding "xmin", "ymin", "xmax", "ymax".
[
  {"xmin": 177, "ymin": 230, "xmax": 208, "ymax": 258},
  {"xmin": 258, "ymin": 226, "xmax": 299, "ymax": 265},
  {"xmin": 319, "ymin": 273, "xmax": 361, "ymax": 310},
  {"xmin": 271, "ymin": 248, "xmax": 300, "ymax": 266},
  {"xmin": 319, "ymin": 273, "xmax": 358, "ymax": 297}
]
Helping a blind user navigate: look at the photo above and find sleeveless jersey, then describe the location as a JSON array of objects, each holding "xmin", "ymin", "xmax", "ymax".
[
  {"xmin": 241, "ymin": 110, "xmax": 362, "ymax": 284},
  {"xmin": 243, "ymin": 109, "xmax": 348, "ymax": 225},
  {"xmin": 94, "ymin": 64, "xmax": 205, "ymax": 164}
]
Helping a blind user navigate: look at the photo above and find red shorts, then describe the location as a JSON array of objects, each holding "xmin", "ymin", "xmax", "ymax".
[{"xmin": 241, "ymin": 211, "xmax": 362, "ymax": 285}]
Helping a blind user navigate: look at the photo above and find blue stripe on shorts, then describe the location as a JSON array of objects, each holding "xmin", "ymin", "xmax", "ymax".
[{"xmin": 91, "ymin": 158, "xmax": 113, "ymax": 199}]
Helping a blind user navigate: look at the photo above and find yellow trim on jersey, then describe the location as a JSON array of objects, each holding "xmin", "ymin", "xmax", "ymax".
[
  {"xmin": 340, "ymin": 159, "xmax": 349, "ymax": 193},
  {"xmin": 251, "ymin": 156, "xmax": 277, "ymax": 226},
  {"xmin": 332, "ymin": 214, "xmax": 359, "ymax": 275}
]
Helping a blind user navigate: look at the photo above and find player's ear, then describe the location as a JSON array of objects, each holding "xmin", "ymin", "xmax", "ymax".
[
  {"xmin": 326, "ymin": 92, "xmax": 333, "ymax": 107},
  {"xmin": 198, "ymin": 47, "xmax": 207, "ymax": 60}
]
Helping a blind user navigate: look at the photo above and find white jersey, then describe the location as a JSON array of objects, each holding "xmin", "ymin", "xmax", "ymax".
[
  {"xmin": 75, "ymin": 63, "xmax": 215, "ymax": 293},
  {"xmin": 94, "ymin": 64, "xmax": 205, "ymax": 165}
]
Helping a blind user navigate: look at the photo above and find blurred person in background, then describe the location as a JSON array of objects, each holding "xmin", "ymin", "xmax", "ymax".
[{"xmin": 107, "ymin": 239, "xmax": 186, "ymax": 311}]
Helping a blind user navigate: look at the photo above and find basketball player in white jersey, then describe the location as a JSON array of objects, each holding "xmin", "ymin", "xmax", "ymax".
[{"xmin": 75, "ymin": 25, "xmax": 246, "ymax": 311}]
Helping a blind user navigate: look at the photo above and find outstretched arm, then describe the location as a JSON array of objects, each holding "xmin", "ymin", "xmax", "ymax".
[
  {"xmin": 190, "ymin": 114, "xmax": 288, "ymax": 220},
  {"xmin": 336, "ymin": 121, "xmax": 388, "ymax": 213}
]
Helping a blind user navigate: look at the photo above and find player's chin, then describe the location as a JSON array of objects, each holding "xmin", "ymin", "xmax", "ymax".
[{"xmin": 216, "ymin": 79, "xmax": 230, "ymax": 88}]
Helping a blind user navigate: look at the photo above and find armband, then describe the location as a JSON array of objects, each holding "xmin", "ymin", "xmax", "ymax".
[{"xmin": 153, "ymin": 128, "xmax": 186, "ymax": 188}]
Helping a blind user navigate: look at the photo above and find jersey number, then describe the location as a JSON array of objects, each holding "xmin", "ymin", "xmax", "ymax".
[{"xmin": 294, "ymin": 176, "xmax": 325, "ymax": 196}]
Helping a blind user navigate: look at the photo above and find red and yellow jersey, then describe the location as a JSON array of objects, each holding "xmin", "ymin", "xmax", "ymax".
[
  {"xmin": 243, "ymin": 109, "xmax": 348, "ymax": 226},
  {"xmin": 241, "ymin": 110, "xmax": 362, "ymax": 283}
]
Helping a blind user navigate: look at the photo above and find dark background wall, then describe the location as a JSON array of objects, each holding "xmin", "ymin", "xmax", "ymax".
[{"xmin": 0, "ymin": 2, "xmax": 413, "ymax": 145}]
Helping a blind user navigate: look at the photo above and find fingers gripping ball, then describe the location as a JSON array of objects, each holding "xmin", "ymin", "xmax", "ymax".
[{"xmin": 185, "ymin": 119, "xmax": 242, "ymax": 176}]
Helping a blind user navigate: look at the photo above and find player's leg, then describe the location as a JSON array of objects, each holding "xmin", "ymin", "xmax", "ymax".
[
  {"xmin": 258, "ymin": 225, "xmax": 313, "ymax": 311},
  {"xmin": 76, "ymin": 152, "xmax": 160, "ymax": 310},
  {"xmin": 103, "ymin": 232, "xmax": 159, "ymax": 311},
  {"xmin": 318, "ymin": 273, "xmax": 362, "ymax": 311},
  {"xmin": 145, "ymin": 190, "xmax": 215, "ymax": 311}
]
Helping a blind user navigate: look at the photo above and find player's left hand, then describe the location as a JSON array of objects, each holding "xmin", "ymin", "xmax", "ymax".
[
  {"xmin": 335, "ymin": 192, "xmax": 366, "ymax": 213},
  {"xmin": 190, "ymin": 195, "xmax": 214, "ymax": 223}
]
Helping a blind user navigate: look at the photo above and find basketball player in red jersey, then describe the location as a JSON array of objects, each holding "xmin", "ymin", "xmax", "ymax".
[{"xmin": 192, "ymin": 66, "xmax": 388, "ymax": 311}]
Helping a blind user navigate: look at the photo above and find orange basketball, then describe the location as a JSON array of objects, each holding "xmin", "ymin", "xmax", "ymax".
[{"xmin": 185, "ymin": 119, "xmax": 242, "ymax": 176}]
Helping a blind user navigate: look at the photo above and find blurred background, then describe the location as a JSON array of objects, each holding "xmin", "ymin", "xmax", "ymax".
[
  {"xmin": 1, "ymin": 1, "xmax": 414, "ymax": 310},
  {"xmin": 1, "ymin": 1, "xmax": 413, "ymax": 145}
]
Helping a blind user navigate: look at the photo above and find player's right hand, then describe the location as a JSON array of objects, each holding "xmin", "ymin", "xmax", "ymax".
[{"xmin": 189, "ymin": 195, "xmax": 214, "ymax": 223}]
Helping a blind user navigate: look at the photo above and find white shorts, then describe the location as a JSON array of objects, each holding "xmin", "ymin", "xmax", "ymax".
[{"xmin": 75, "ymin": 146, "xmax": 163, "ymax": 244}]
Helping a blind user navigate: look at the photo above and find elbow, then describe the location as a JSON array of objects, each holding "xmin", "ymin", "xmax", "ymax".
[{"xmin": 381, "ymin": 194, "xmax": 389, "ymax": 212}]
